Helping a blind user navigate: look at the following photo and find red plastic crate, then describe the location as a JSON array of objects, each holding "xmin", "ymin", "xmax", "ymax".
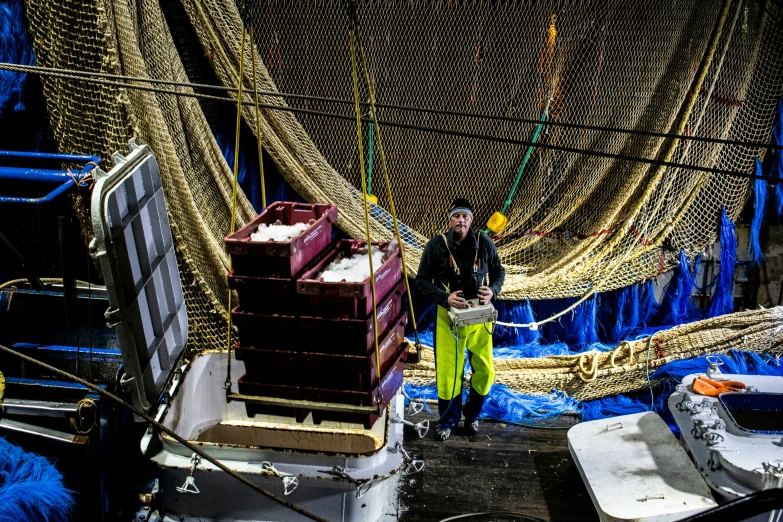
[
  {"xmin": 301, "ymin": 313, "xmax": 407, "ymax": 391},
  {"xmin": 298, "ymin": 280, "xmax": 406, "ymax": 356},
  {"xmin": 225, "ymin": 202, "xmax": 337, "ymax": 277},
  {"xmin": 227, "ymin": 271, "xmax": 303, "ymax": 315},
  {"xmin": 237, "ymin": 374, "xmax": 308, "ymax": 422},
  {"xmin": 296, "ymin": 240, "xmax": 402, "ymax": 318},
  {"xmin": 304, "ymin": 342, "xmax": 408, "ymax": 429},
  {"xmin": 231, "ymin": 305, "xmax": 300, "ymax": 350},
  {"xmin": 234, "ymin": 345, "xmax": 299, "ymax": 385}
]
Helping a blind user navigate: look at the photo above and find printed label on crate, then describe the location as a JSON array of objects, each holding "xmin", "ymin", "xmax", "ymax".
[
  {"xmin": 380, "ymin": 331, "xmax": 396, "ymax": 353},
  {"xmin": 377, "ymin": 299, "xmax": 394, "ymax": 321},
  {"xmin": 376, "ymin": 266, "xmax": 391, "ymax": 283},
  {"xmin": 303, "ymin": 224, "xmax": 322, "ymax": 245},
  {"xmin": 381, "ymin": 363, "xmax": 399, "ymax": 390}
]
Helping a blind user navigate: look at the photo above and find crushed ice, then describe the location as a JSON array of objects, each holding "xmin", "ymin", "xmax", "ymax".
[
  {"xmin": 250, "ymin": 221, "xmax": 309, "ymax": 242},
  {"xmin": 319, "ymin": 247, "xmax": 385, "ymax": 283}
]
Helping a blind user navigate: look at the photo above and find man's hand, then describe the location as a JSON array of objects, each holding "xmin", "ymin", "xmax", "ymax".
[
  {"xmin": 478, "ymin": 286, "xmax": 493, "ymax": 305},
  {"xmin": 447, "ymin": 291, "xmax": 466, "ymax": 309}
]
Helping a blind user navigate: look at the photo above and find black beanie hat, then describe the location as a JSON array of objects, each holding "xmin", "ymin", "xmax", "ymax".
[{"xmin": 448, "ymin": 197, "xmax": 474, "ymax": 218}]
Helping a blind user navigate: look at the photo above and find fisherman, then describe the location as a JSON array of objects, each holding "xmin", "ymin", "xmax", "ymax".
[{"xmin": 415, "ymin": 197, "xmax": 505, "ymax": 441}]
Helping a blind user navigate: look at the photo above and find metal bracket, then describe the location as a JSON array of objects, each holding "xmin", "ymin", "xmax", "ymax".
[
  {"xmin": 707, "ymin": 450, "xmax": 722, "ymax": 472},
  {"xmin": 119, "ymin": 372, "xmax": 135, "ymax": 393},
  {"xmin": 261, "ymin": 461, "xmax": 299, "ymax": 496},
  {"xmin": 691, "ymin": 418, "xmax": 725, "ymax": 440},
  {"xmin": 154, "ymin": 364, "xmax": 187, "ymax": 423},
  {"xmin": 176, "ymin": 453, "xmax": 201, "ymax": 494},
  {"xmin": 705, "ymin": 356, "xmax": 724, "ymax": 379},
  {"xmin": 678, "ymin": 397, "xmax": 716, "ymax": 416},
  {"xmin": 763, "ymin": 459, "xmax": 783, "ymax": 489},
  {"xmin": 104, "ymin": 307, "xmax": 122, "ymax": 328}
]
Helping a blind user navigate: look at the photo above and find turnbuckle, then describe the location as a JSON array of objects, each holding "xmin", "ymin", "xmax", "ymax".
[
  {"xmin": 391, "ymin": 442, "xmax": 425, "ymax": 475},
  {"xmin": 391, "ymin": 413, "xmax": 430, "ymax": 438},
  {"xmin": 176, "ymin": 453, "xmax": 201, "ymax": 494},
  {"xmin": 318, "ymin": 466, "xmax": 374, "ymax": 499},
  {"xmin": 261, "ymin": 461, "xmax": 299, "ymax": 496}
]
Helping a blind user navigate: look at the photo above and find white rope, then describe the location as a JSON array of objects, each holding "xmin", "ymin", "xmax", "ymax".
[{"xmin": 495, "ymin": 320, "xmax": 539, "ymax": 330}]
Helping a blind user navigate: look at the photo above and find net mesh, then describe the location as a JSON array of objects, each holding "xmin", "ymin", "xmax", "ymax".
[
  {"xmin": 23, "ymin": 0, "xmax": 256, "ymax": 352},
  {"xmin": 17, "ymin": 0, "xmax": 783, "ymax": 355},
  {"xmin": 231, "ymin": 0, "xmax": 783, "ymax": 301},
  {"xmin": 406, "ymin": 306, "xmax": 783, "ymax": 401}
]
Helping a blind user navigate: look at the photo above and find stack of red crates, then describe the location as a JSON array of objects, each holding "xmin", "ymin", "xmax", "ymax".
[{"xmin": 224, "ymin": 202, "xmax": 407, "ymax": 429}]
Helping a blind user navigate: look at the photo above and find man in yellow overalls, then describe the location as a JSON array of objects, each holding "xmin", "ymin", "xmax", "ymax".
[{"xmin": 415, "ymin": 198, "xmax": 505, "ymax": 440}]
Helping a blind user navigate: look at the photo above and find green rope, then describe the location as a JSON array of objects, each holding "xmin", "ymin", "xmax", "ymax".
[{"xmin": 501, "ymin": 108, "xmax": 548, "ymax": 215}]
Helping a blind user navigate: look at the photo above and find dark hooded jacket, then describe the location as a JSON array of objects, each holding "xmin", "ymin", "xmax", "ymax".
[{"xmin": 415, "ymin": 228, "xmax": 505, "ymax": 309}]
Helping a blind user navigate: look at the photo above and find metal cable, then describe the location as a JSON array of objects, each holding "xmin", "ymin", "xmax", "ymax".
[
  {"xmin": 0, "ymin": 61, "xmax": 780, "ymax": 151},
  {"xmin": 439, "ymin": 511, "xmax": 549, "ymax": 522},
  {"xmin": 0, "ymin": 61, "xmax": 779, "ymax": 183},
  {"xmin": 0, "ymin": 62, "xmax": 777, "ymax": 184}
]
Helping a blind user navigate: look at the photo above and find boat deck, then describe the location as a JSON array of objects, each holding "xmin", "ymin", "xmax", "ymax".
[{"xmin": 388, "ymin": 412, "xmax": 600, "ymax": 521}]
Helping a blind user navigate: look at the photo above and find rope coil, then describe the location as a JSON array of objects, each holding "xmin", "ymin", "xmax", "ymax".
[{"xmin": 70, "ymin": 398, "xmax": 98, "ymax": 435}]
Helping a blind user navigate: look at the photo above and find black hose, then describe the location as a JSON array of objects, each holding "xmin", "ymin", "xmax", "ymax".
[
  {"xmin": 675, "ymin": 488, "xmax": 783, "ymax": 522},
  {"xmin": 439, "ymin": 511, "xmax": 549, "ymax": 522}
]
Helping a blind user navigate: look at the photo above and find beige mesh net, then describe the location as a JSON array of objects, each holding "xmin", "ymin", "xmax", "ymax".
[
  {"xmin": 23, "ymin": 0, "xmax": 256, "ymax": 352},
  {"xmin": 19, "ymin": 0, "xmax": 783, "ymax": 357},
  {"xmin": 407, "ymin": 306, "xmax": 783, "ymax": 401},
  {"xmin": 229, "ymin": 0, "xmax": 783, "ymax": 303}
]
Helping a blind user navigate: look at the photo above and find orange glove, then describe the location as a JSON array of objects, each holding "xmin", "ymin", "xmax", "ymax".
[{"xmin": 692, "ymin": 375, "xmax": 747, "ymax": 397}]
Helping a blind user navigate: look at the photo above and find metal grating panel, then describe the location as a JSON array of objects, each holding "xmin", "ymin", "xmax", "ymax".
[{"xmin": 90, "ymin": 140, "xmax": 187, "ymax": 413}]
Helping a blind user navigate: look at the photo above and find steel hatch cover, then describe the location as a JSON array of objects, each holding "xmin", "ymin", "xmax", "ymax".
[{"xmin": 90, "ymin": 140, "xmax": 188, "ymax": 413}]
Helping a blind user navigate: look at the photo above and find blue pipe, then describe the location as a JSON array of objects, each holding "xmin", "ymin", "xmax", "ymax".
[
  {"xmin": 11, "ymin": 343, "xmax": 123, "ymax": 364},
  {"xmin": 0, "ymin": 150, "xmax": 101, "ymax": 206},
  {"xmin": 0, "ymin": 179, "xmax": 76, "ymax": 206},
  {"xmin": 0, "ymin": 166, "xmax": 78, "ymax": 181},
  {"xmin": 4, "ymin": 376, "xmax": 108, "ymax": 391},
  {"xmin": 0, "ymin": 151, "xmax": 100, "ymax": 164}
]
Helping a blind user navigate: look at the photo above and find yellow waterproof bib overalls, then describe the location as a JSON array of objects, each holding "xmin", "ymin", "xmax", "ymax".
[{"xmin": 435, "ymin": 234, "xmax": 495, "ymax": 428}]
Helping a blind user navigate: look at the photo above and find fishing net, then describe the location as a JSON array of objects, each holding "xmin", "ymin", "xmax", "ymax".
[
  {"xmin": 22, "ymin": 0, "xmax": 256, "ymax": 352},
  {"xmin": 230, "ymin": 0, "xmax": 783, "ymax": 301},
  {"xmin": 406, "ymin": 306, "xmax": 783, "ymax": 401},
  {"xmin": 18, "ymin": 0, "xmax": 783, "ymax": 356}
]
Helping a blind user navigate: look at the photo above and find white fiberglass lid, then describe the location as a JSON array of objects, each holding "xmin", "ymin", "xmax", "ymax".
[{"xmin": 90, "ymin": 140, "xmax": 187, "ymax": 413}]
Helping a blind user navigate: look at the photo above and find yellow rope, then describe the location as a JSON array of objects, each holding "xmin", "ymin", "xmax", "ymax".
[
  {"xmin": 0, "ymin": 369, "xmax": 4, "ymax": 402},
  {"xmin": 227, "ymin": 28, "xmax": 247, "ymax": 367},
  {"xmin": 69, "ymin": 398, "xmax": 97, "ymax": 434},
  {"xmin": 609, "ymin": 340, "xmax": 635, "ymax": 368},
  {"xmin": 249, "ymin": 26, "xmax": 267, "ymax": 210},
  {"xmin": 355, "ymin": 32, "xmax": 418, "ymax": 333},
  {"xmin": 577, "ymin": 350, "xmax": 600, "ymax": 382},
  {"xmin": 350, "ymin": 31, "xmax": 381, "ymax": 380},
  {"xmin": 0, "ymin": 278, "xmax": 91, "ymax": 291}
]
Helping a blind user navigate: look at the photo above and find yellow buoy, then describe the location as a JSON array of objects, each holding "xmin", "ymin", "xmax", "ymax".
[
  {"xmin": 366, "ymin": 194, "xmax": 378, "ymax": 204},
  {"xmin": 487, "ymin": 212, "xmax": 508, "ymax": 234}
]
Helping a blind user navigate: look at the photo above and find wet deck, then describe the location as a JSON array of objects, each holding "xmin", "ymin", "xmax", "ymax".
[{"xmin": 388, "ymin": 413, "xmax": 600, "ymax": 522}]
